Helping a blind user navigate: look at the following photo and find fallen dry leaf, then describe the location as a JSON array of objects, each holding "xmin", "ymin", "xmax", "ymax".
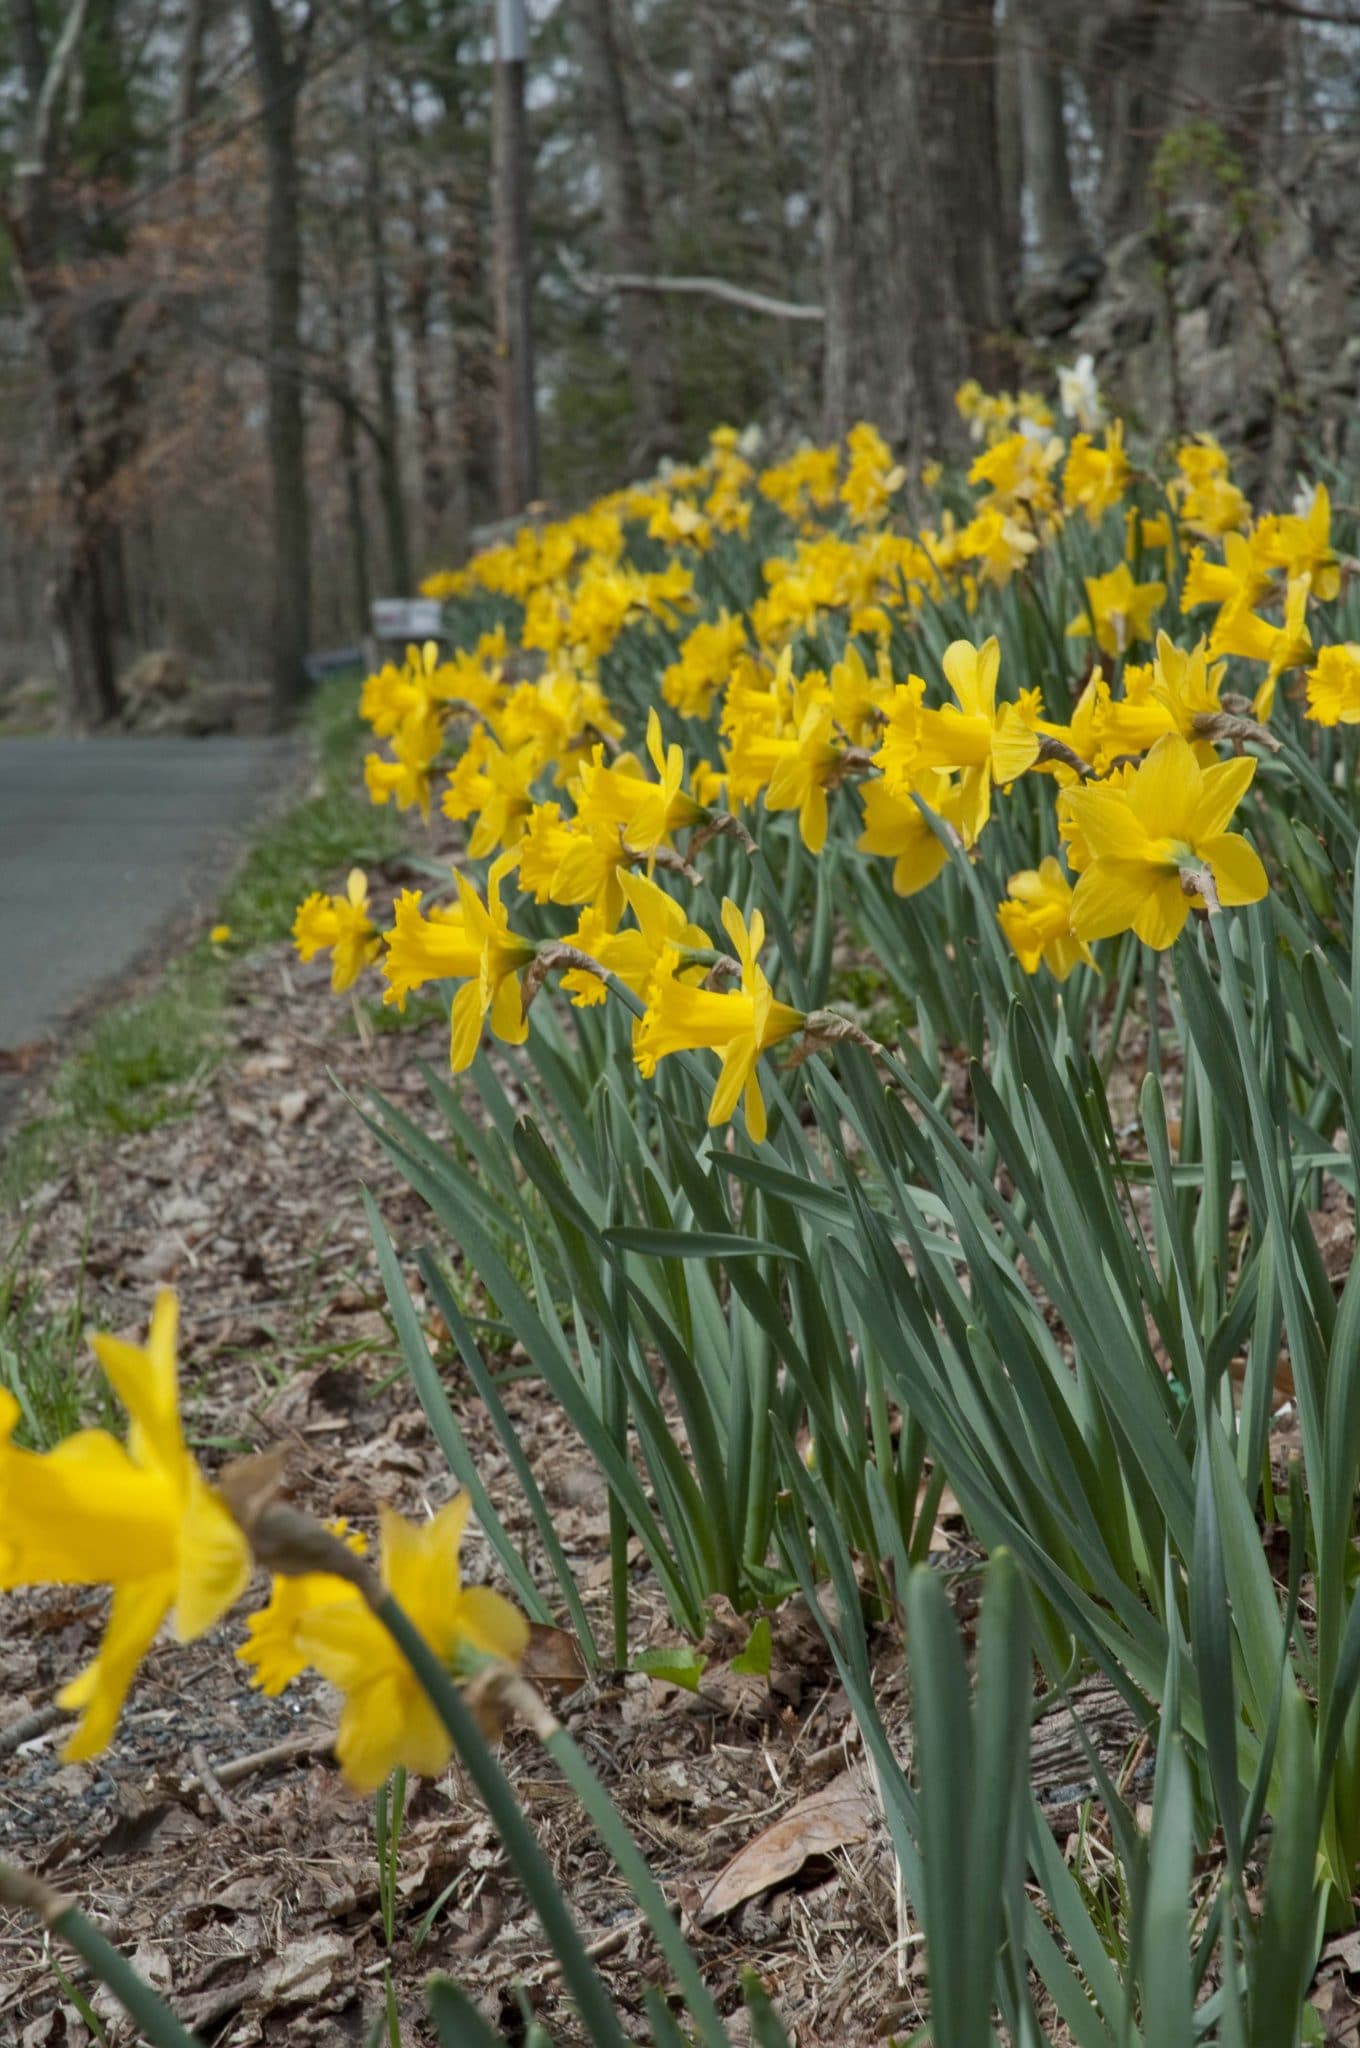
[
  {"xmin": 697, "ymin": 1766, "xmax": 874, "ymax": 1920},
  {"xmin": 521, "ymin": 1622, "xmax": 590, "ymax": 1692}
]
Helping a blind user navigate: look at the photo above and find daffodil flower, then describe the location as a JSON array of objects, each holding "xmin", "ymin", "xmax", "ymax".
[
  {"xmin": 380, "ymin": 862, "xmax": 534, "ymax": 1071},
  {"xmin": 449, "ymin": 857, "xmax": 537, "ymax": 1071},
  {"xmin": 1066, "ymin": 563, "xmax": 1167, "ymax": 659},
  {"xmin": 874, "ymin": 637, "xmax": 1038, "ymax": 842},
  {"xmin": 293, "ymin": 868, "xmax": 381, "ymax": 991},
  {"xmin": 1180, "ymin": 532, "xmax": 1273, "ymax": 620},
  {"xmin": 275, "ymin": 1497, "xmax": 527, "ymax": 1794},
  {"xmin": 998, "ymin": 858, "xmax": 1098, "ymax": 981},
  {"xmin": 441, "ymin": 731, "xmax": 542, "ymax": 857},
  {"xmin": 1062, "ymin": 423, "xmax": 1131, "ymax": 525},
  {"xmin": 560, "ymin": 870, "xmax": 711, "ymax": 1009},
  {"xmin": 364, "ymin": 700, "xmax": 445, "ymax": 817},
  {"xmin": 1065, "ymin": 733, "xmax": 1267, "ymax": 950},
  {"xmin": 1208, "ymin": 573, "xmax": 1312, "ymax": 720},
  {"xmin": 381, "ymin": 888, "xmax": 481, "ymax": 1010},
  {"xmin": 237, "ymin": 1522, "xmax": 369, "ymax": 1696},
  {"xmin": 571, "ymin": 709, "xmax": 703, "ymax": 856},
  {"xmin": 0, "ymin": 1292, "xmax": 251, "ymax": 1760},
  {"xmin": 856, "ymin": 773, "xmax": 959, "ymax": 897},
  {"xmin": 634, "ymin": 900, "xmax": 803, "ymax": 1142},
  {"xmin": 1305, "ymin": 643, "xmax": 1360, "ymax": 726},
  {"xmin": 1259, "ymin": 484, "xmax": 1340, "ymax": 601}
]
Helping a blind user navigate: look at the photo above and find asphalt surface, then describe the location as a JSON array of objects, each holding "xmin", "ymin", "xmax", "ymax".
[{"xmin": 0, "ymin": 736, "xmax": 283, "ymax": 1052}]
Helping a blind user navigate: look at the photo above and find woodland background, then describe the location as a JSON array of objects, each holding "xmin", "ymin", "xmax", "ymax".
[{"xmin": 2, "ymin": 0, "xmax": 1358, "ymax": 731}]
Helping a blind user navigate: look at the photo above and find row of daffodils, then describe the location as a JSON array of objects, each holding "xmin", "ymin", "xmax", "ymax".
[
  {"xmin": 293, "ymin": 395, "xmax": 1355, "ymax": 1139},
  {"xmin": 5, "ymin": 383, "xmax": 1356, "ymax": 1797}
]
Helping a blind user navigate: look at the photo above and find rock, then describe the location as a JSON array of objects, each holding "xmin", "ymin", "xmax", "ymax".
[
  {"xmin": 123, "ymin": 649, "xmax": 192, "ymax": 704},
  {"xmin": 1017, "ymin": 136, "xmax": 1360, "ymax": 485}
]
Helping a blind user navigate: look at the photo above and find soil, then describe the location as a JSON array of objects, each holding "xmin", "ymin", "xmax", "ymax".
[
  {"xmin": 2, "ymin": 867, "xmax": 1345, "ymax": 2045},
  {"xmin": 0, "ymin": 893, "xmax": 930, "ymax": 2047}
]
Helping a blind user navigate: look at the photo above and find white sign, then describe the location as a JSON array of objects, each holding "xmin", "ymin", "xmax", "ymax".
[{"xmin": 370, "ymin": 598, "xmax": 445, "ymax": 642}]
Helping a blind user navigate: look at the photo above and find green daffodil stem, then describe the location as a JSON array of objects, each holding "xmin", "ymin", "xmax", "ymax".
[
  {"xmin": 0, "ymin": 1860, "xmax": 205, "ymax": 2048},
  {"xmin": 471, "ymin": 1666, "xmax": 732, "ymax": 2048},
  {"xmin": 367, "ymin": 1591, "xmax": 632, "ymax": 2048},
  {"xmin": 371, "ymin": 1594, "xmax": 736, "ymax": 2048}
]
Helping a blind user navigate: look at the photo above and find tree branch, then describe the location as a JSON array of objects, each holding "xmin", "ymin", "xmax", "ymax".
[
  {"xmin": 17, "ymin": 0, "xmax": 92, "ymax": 176},
  {"xmin": 570, "ymin": 261, "xmax": 826, "ymax": 324}
]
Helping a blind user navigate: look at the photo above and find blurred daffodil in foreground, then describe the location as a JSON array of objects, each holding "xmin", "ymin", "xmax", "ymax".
[
  {"xmin": 0, "ymin": 1292, "xmax": 251, "ymax": 1760},
  {"xmin": 242, "ymin": 1496, "xmax": 527, "ymax": 1794}
]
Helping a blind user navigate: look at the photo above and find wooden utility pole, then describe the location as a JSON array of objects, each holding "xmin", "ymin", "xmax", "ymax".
[{"xmin": 492, "ymin": 0, "xmax": 539, "ymax": 516}]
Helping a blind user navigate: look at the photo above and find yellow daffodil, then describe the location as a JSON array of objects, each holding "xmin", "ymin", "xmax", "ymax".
[
  {"xmin": 874, "ymin": 637, "xmax": 1038, "ymax": 843},
  {"xmin": 1172, "ymin": 436, "xmax": 1251, "ymax": 538},
  {"xmin": 237, "ymin": 1521, "xmax": 369, "ymax": 1696},
  {"xmin": 449, "ymin": 857, "xmax": 537, "ymax": 1071},
  {"xmin": 1067, "ymin": 563, "xmax": 1166, "ymax": 659},
  {"xmin": 1180, "ymin": 533, "xmax": 1273, "ymax": 620},
  {"xmin": 516, "ymin": 802, "xmax": 584, "ymax": 903},
  {"xmin": 958, "ymin": 506, "xmax": 1040, "ymax": 587},
  {"xmin": 1085, "ymin": 633, "xmax": 1226, "ymax": 767},
  {"xmin": 756, "ymin": 700, "xmax": 845, "ymax": 853},
  {"xmin": 661, "ymin": 613, "xmax": 749, "ymax": 719},
  {"xmin": 759, "ymin": 445, "xmax": 841, "ymax": 519},
  {"xmin": 856, "ymin": 774, "xmax": 960, "ymax": 897},
  {"xmin": 0, "ymin": 1292, "xmax": 251, "ymax": 1760},
  {"xmin": 361, "ymin": 659, "xmax": 428, "ymax": 740},
  {"xmin": 969, "ymin": 431, "xmax": 1062, "ymax": 519},
  {"xmin": 364, "ymin": 700, "xmax": 444, "ymax": 817},
  {"xmin": 1065, "ymin": 733, "xmax": 1267, "ymax": 949},
  {"xmin": 1305, "ymin": 643, "xmax": 1360, "ymax": 726},
  {"xmin": 998, "ymin": 858, "xmax": 1097, "ymax": 980},
  {"xmin": 381, "ymin": 888, "xmax": 481, "ymax": 1010},
  {"xmin": 561, "ymin": 871, "xmax": 711, "ymax": 1009},
  {"xmin": 1209, "ymin": 573, "xmax": 1313, "ymax": 720},
  {"xmin": 841, "ymin": 422, "xmax": 906, "ymax": 526},
  {"xmin": 1062, "ymin": 424, "xmax": 1131, "ymax": 526},
  {"xmin": 1258, "ymin": 485, "xmax": 1340, "ymax": 601},
  {"xmin": 442, "ymin": 730, "xmax": 542, "ymax": 858},
  {"xmin": 830, "ymin": 642, "xmax": 896, "ymax": 748},
  {"xmin": 293, "ymin": 868, "xmax": 381, "ymax": 991},
  {"xmin": 635, "ymin": 900, "xmax": 803, "ymax": 1142},
  {"xmin": 285, "ymin": 1497, "xmax": 527, "ymax": 1794},
  {"xmin": 572, "ymin": 710, "xmax": 703, "ymax": 854}
]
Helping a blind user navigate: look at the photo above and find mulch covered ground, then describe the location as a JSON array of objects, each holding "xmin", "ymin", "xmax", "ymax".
[
  {"xmin": 0, "ymin": 905, "xmax": 923, "ymax": 2046},
  {"xmin": 7, "ymin": 875, "xmax": 1352, "ymax": 2046}
]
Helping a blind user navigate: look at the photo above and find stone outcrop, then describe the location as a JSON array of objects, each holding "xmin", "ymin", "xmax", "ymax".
[{"xmin": 1017, "ymin": 139, "xmax": 1360, "ymax": 489}]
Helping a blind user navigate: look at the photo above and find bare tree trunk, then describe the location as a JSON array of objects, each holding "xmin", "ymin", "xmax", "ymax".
[
  {"xmin": 245, "ymin": 0, "xmax": 312, "ymax": 723},
  {"xmin": 1016, "ymin": 0, "xmax": 1088, "ymax": 273},
  {"xmin": 406, "ymin": 181, "xmax": 448, "ymax": 566},
  {"xmin": 444, "ymin": 175, "xmax": 491, "ymax": 556},
  {"xmin": 5, "ymin": 0, "xmax": 122, "ymax": 728},
  {"xmin": 170, "ymin": 0, "xmax": 209, "ymax": 183},
  {"xmin": 815, "ymin": 0, "xmax": 908, "ymax": 440},
  {"xmin": 1082, "ymin": 1, "xmax": 1186, "ymax": 240},
  {"xmin": 338, "ymin": 392, "xmax": 372, "ymax": 639},
  {"xmin": 995, "ymin": 0, "xmax": 1024, "ymax": 280},
  {"xmin": 574, "ymin": 0, "xmax": 683, "ymax": 469},
  {"xmin": 817, "ymin": 0, "xmax": 1012, "ymax": 456},
  {"xmin": 360, "ymin": 0, "xmax": 412, "ymax": 594},
  {"xmin": 492, "ymin": 7, "xmax": 539, "ymax": 516}
]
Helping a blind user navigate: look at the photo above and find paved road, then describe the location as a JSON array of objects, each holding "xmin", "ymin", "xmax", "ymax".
[{"xmin": 0, "ymin": 736, "xmax": 285, "ymax": 1052}]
